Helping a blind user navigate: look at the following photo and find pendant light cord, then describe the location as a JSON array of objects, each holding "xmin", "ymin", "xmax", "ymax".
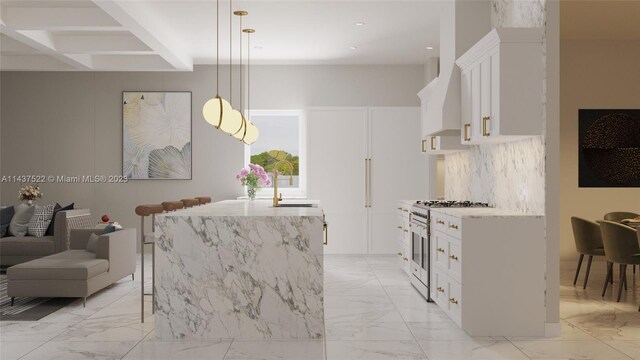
[
  {"xmin": 247, "ymin": 31, "xmax": 250, "ymax": 121},
  {"xmin": 229, "ymin": 0, "xmax": 232, "ymax": 104},
  {"xmin": 239, "ymin": 15, "xmax": 243, "ymax": 113},
  {"xmin": 216, "ymin": 0, "xmax": 219, "ymax": 97}
]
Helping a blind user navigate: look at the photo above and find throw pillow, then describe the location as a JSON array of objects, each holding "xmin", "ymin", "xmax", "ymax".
[
  {"xmin": 0, "ymin": 206, "xmax": 15, "ymax": 237},
  {"xmin": 8, "ymin": 205, "xmax": 35, "ymax": 237},
  {"xmin": 86, "ymin": 233, "xmax": 99, "ymax": 253},
  {"xmin": 101, "ymin": 224, "xmax": 117, "ymax": 235},
  {"xmin": 27, "ymin": 204, "xmax": 56, "ymax": 237},
  {"xmin": 45, "ymin": 202, "xmax": 74, "ymax": 236}
]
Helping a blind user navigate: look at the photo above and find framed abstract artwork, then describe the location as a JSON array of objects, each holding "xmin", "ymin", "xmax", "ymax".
[
  {"xmin": 578, "ymin": 109, "xmax": 640, "ymax": 187},
  {"xmin": 122, "ymin": 91, "xmax": 192, "ymax": 180}
]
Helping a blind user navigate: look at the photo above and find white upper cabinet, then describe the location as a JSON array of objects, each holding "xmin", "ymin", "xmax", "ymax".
[{"xmin": 456, "ymin": 28, "xmax": 544, "ymax": 144}]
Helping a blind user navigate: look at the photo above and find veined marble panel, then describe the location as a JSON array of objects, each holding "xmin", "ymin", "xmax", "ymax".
[
  {"xmin": 491, "ymin": 0, "xmax": 546, "ymax": 28},
  {"xmin": 155, "ymin": 211, "xmax": 324, "ymax": 340}
]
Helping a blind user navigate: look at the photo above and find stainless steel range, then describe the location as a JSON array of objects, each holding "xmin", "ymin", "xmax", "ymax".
[{"xmin": 409, "ymin": 200, "xmax": 489, "ymax": 301}]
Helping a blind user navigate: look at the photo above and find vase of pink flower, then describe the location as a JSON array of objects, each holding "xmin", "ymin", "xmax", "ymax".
[{"xmin": 237, "ymin": 164, "xmax": 271, "ymax": 201}]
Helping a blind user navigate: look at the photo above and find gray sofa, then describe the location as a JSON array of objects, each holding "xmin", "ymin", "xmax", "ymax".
[
  {"xmin": 0, "ymin": 209, "xmax": 91, "ymax": 266},
  {"xmin": 7, "ymin": 228, "xmax": 136, "ymax": 305}
]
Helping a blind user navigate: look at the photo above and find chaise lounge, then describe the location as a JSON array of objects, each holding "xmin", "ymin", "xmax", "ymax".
[{"xmin": 7, "ymin": 228, "xmax": 136, "ymax": 306}]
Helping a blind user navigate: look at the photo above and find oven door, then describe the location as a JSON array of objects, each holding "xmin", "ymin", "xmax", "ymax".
[
  {"xmin": 419, "ymin": 227, "xmax": 430, "ymax": 288},
  {"xmin": 410, "ymin": 223, "xmax": 422, "ymax": 278}
]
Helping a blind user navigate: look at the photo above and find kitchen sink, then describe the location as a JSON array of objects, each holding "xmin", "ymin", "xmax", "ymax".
[{"xmin": 276, "ymin": 203, "xmax": 317, "ymax": 208}]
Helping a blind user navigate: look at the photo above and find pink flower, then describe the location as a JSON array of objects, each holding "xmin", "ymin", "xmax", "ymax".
[{"xmin": 240, "ymin": 168, "xmax": 249, "ymax": 177}]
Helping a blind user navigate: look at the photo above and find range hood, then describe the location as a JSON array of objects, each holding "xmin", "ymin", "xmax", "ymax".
[{"xmin": 423, "ymin": 1, "xmax": 490, "ymax": 137}]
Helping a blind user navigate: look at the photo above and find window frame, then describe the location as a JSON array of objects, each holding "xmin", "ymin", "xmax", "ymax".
[{"xmin": 243, "ymin": 109, "xmax": 308, "ymax": 198}]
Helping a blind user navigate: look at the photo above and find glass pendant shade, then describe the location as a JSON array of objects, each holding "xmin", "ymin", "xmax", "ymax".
[
  {"xmin": 232, "ymin": 114, "xmax": 247, "ymax": 140},
  {"xmin": 243, "ymin": 121, "xmax": 259, "ymax": 144},
  {"xmin": 223, "ymin": 108, "xmax": 243, "ymax": 135},
  {"xmin": 203, "ymin": 96, "xmax": 231, "ymax": 128}
]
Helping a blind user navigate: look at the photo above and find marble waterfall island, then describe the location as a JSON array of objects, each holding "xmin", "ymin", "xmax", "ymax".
[{"xmin": 154, "ymin": 200, "xmax": 325, "ymax": 340}]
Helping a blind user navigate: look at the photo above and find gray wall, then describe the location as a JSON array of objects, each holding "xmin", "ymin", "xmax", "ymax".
[{"xmin": 0, "ymin": 64, "xmax": 424, "ymax": 232}]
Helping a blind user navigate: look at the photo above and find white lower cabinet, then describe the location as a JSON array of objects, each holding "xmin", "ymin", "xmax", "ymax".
[
  {"xmin": 430, "ymin": 208, "xmax": 546, "ymax": 337},
  {"xmin": 396, "ymin": 200, "xmax": 412, "ymax": 275}
]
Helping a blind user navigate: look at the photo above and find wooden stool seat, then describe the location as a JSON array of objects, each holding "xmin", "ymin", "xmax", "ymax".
[
  {"xmin": 196, "ymin": 196, "xmax": 212, "ymax": 205},
  {"xmin": 161, "ymin": 201, "xmax": 184, "ymax": 212},
  {"xmin": 181, "ymin": 198, "xmax": 200, "ymax": 208}
]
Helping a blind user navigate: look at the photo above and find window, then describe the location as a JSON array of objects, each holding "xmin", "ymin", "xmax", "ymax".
[{"xmin": 244, "ymin": 110, "xmax": 307, "ymax": 196}]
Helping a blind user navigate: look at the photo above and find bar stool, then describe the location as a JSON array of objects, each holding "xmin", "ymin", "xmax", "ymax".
[
  {"xmin": 134, "ymin": 204, "xmax": 164, "ymax": 323},
  {"xmin": 196, "ymin": 196, "xmax": 212, "ymax": 205},
  {"xmin": 181, "ymin": 198, "xmax": 200, "ymax": 208}
]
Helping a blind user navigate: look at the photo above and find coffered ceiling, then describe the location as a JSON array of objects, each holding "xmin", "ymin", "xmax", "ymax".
[{"xmin": 0, "ymin": 0, "xmax": 442, "ymax": 71}]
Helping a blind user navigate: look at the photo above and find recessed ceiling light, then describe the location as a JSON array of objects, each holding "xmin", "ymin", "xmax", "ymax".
[
  {"xmin": 349, "ymin": 46, "xmax": 358, "ymax": 51},
  {"xmin": 354, "ymin": 21, "xmax": 365, "ymax": 26},
  {"xmin": 426, "ymin": 46, "xmax": 434, "ymax": 50}
]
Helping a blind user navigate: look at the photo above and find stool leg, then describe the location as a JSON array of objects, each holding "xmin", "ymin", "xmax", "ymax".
[
  {"xmin": 141, "ymin": 217, "xmax": 145, "ymax": 323},
  {"xmin": 602, "ymin": 261, "xmax": 613, "ymax": 297},
  {"xmin": 152, "ymin": 243, "xmax": 155, "ymax": 315},
  {"xmin": 583, "ymin": 255, "xmax": 593, "ymax": 289},
  {"xmin": 573, "ymin": 254, "xmax": 584, "ymax": 285}
]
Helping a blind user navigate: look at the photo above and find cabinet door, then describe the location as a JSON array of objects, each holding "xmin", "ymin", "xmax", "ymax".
[
  {"xmin": 308, "ymin": 108, "xmax": 368, "ymax": 254},
  {"xmin": 460, "ymin": 69, "xmax": 472, "ymax": 144},
  {"xmin": 480, "ymin": 55, "xmax": 492, "ymax": 138},
  {"xmin": 470, "ymin": 63, "xmax": 481, "ymax": 141},
  {"xmin": 368, "ymin": 107, "xmax": 428, "ymax": 254}
]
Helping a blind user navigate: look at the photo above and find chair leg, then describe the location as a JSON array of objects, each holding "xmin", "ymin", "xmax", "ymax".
[
  {"xmin": 574, "ymin": 254, "xmax": 584, "ymax": 285},
  {"xmin": 602, "ymin": 261, "xmax": 614, "ymax": 297},
  {"xmin": 634, "ymin": 265, "xmax": 636, "ymax": 275},
  {"xmin": 83, "ymin": 297, "xmax": 86, "ymax": 308},
  {"xmin": 583, "ymin": 255, "xmax": 593, "ymax": 289},
  {"xmin": 11, "ymin": 297, "xmax": 14, "ymax": 307},
  {"xmin": 132, "ymin": 273, "xmax": 134, "ymax": 281},
  {"xmin": 623, "ymin": 265, "xmax": 628, "ymax": 290},
  {"xmin": 617, "ymin": 264, "xmax": 626, "ymax": 302}
]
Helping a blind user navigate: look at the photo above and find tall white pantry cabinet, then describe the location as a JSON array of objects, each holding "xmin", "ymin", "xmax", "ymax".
[{"xmin": 308, "ymin": 107, "xmax": 433, "ymax": 254}]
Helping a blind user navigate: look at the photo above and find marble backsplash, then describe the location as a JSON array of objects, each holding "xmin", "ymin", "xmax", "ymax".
[
  {"xmin": 445, "ymin": 137, "xmax": 545, "ymax": 215},
  {"xmin": 443, "ymin": 1, "xmax": 546, "ymax": 215}
]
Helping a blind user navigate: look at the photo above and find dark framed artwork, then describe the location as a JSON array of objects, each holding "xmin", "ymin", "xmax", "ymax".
[
  {"xmin": 122, "ymin": 91, "xmax": 192, "ymax": 180},
  {"xmin": 578, "ymin": 109, "xmax": 640, "ymax": 187}
]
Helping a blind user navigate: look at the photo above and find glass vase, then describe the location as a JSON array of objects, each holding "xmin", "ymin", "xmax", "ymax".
[{"xmin": 247, "ymin": 187, "xmax": 257, "ymax": 201}]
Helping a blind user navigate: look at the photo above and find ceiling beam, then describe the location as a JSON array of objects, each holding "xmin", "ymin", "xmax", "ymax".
[
  {"xmin": 0, "ymin": 22, "xmax": 92, "ymax": 69},
  {"xmin": 3, "ymin": 7, "xmax": 123, "ymax": 31},
  {"xmin": 54, "ymin": 34, "xmax": 153, "ymax": 55},
  {"xmin": 0, "ymin": 54, "xmax": 74, "ymax": 71},
  {"xmin": 92, "ymin": 0, "xmax": 192, "ymax": 71}
]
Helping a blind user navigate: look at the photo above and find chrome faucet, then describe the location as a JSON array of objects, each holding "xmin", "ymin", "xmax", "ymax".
[{"xmin": 272, "ymin": 160, "xmax": 294, "ymax": 207}]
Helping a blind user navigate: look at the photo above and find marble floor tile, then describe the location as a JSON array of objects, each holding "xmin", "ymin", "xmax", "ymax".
[
  {"xmin": 325, "ymin": 305, "xmax": 404, "ymax": 323},
  {"xmin": 507, "ymin": 320, "xmax": 597, "ymax": 341},
  {"xmin": 19, "ymin": 341, "xmax": 137, "ymax": 360},
  {"xmin": 406, "ymin": 321, "xmax": 494, "ymax": 341},
  {"xmin": 605, "ymin": 340, "xmax": 640, "ymax": 359},
  {"xmin": 0, "ymin": 321, "xmax": 72, "ymax": 342},
  {"xmin": 511, "ymin": 340, "xmax": 633, "ymax": 360},
  {"xmin": 325, "ymin": 340, "xmax": 427, "ymax": 360},
  {"xmin": 52, "ymin": 313, "xmax": 154, "ymax": 342},
  {"xmin": 325, "ymin": 321, "xmax": 415, "ymax": 341},
  {"xmin": 324, "ymin": 294, "xmax": 394, "ymax": 309},
  {"xmin": 418, "ymin": 340, "xmax": 529, "ymax": 360},
  {"xmin": 122, "ymin": 339, "xmax": 232, "ymax": 359},
  {"xmin": 0, "ymin": 340, "xmax": 45, "ymax": 360},
  {"xmin": 565, "ymin": 312, "xmax": 640, "ymax": 341},
  {"xmin": 224, "ymin": 340, "xmax": 325, "ymax": 360},
  {"xmin": 397, "ymin": 305, "xmax": 452, "ymax": 323}
]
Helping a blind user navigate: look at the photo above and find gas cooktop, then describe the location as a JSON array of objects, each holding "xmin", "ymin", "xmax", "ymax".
[{"xmin": 414, "ymin": 200, "xmax": 490, "ymax": 209}]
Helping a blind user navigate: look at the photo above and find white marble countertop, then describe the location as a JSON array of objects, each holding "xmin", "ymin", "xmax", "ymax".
[
  {"xmin": 398, "ymin": 199, "xmax": 419, "ymax": 207},
  {"xmin": 430, "ymin": 207, "xmax": 544, "ymax": 219},
  {"xmin": 158, "ymin": 199, "xmax": 323, "ymax": 217}
]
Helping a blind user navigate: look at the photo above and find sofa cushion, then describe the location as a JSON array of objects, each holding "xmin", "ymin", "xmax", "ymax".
[
  {"xmin": 0, "ymin": 206, "xmax": 15, "ymax": 237},
  {"xmin": 9, "ymin": 205, "xmax": 35, "ymax": 237},
  {"xmin": 7, "ymin": 250, "xmax": 109, "ymax": 280},
  {"xmin": 0, "ymin": 236, "xmax": 55, "ymax": 256},
  {"xmin": 45, "ymin": 203, "xmax": 74, "ymax": 236},
  {"xmin": 86, "ymin": 233, "xmax": 99, "ymax": 253},
  {"xmin": 27, "ymin": 204, "xmax": 56, "ymax": 237}
]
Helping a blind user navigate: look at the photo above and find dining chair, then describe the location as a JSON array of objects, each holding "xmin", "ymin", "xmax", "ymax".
[
  {"xmin": 571, "ymin": 217, "xmax": 609, "ymax": 289},
  {"xmin": 598, "ymin": 220, "xmax": 640, "ymax": 305}
]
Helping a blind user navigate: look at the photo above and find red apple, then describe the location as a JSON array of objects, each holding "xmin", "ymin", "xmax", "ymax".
[{"xmin": 101, "ymin": 214, "xmax": 110, "ymax": 223}]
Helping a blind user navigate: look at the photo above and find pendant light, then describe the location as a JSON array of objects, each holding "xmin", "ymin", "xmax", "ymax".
[
  {"xmin": 203, "ymin": 0, "xmax": 232, "ymax": 129},
  {"xmin": 242, "ymin": 28, "xmax": 259, "ymax": 145},
  {"xmin": 232, "ymin": 10, "xmax": 249, "ymax": 141}
]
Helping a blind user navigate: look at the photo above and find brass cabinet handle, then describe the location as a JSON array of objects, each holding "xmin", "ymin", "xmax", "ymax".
[
  {"xmin": 397, "ymin": 252, "xmax": 402, "ymax": 256},
  {"xmin": 430, "ymin": 136, "xmax": 436, "ymax": 151},
  {"xmin": 403, "ymin": 257, "xmax": 409, "ymax": 261},
  {"xmin": 403, "ymin": 209, "xmax": 409, "ymax": 213},
  {"xmin": 323, "ymin": 222, "xmax": 328, "ymax": 245},
  {"xmin": 397, "ymin": 207, "xmax": 402, "ymax": 210},
  {"xmin": 421, "ymin": 139, "xmax": 427, "ymax": 153},
  {"xmin": 397, "ymin": 226, "xmax": 403, "ymax": 229},
  {"xmin": 403, "ymin": 229, "xmax": 409, "ymax": 233},
  {"xmin": 437, "ymin": 248, "xmax": 445, "ymax": 253},
  {"xmin": 437, "ymin": 287, "xmax": 445, "ymax": 293},
  {"xmin": 449, "ymin": 224, "xmax": 459, "ymax": 229},
  {"xmin": 449, "ymin": 298, "xmax": 458, "ymax": 304},
  {"xmin": 464, "ymin": 123, "xmax": 471, "ymax": 141},
  {"xmin": 436, "ymin": 219, "xmax": 445, "ymax": 225},
  {"xmin": 449, "ymin": 255, "xmax": 458, "ymax": 261},
  {"xmin": 482, "ymin": 116, "xmax": 491, "ymax": 137}
]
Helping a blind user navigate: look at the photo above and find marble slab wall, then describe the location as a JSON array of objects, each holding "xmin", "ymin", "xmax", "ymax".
[{"xmin": 444, "ymin": 0, "xmax": 546, "ymax": 215}]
